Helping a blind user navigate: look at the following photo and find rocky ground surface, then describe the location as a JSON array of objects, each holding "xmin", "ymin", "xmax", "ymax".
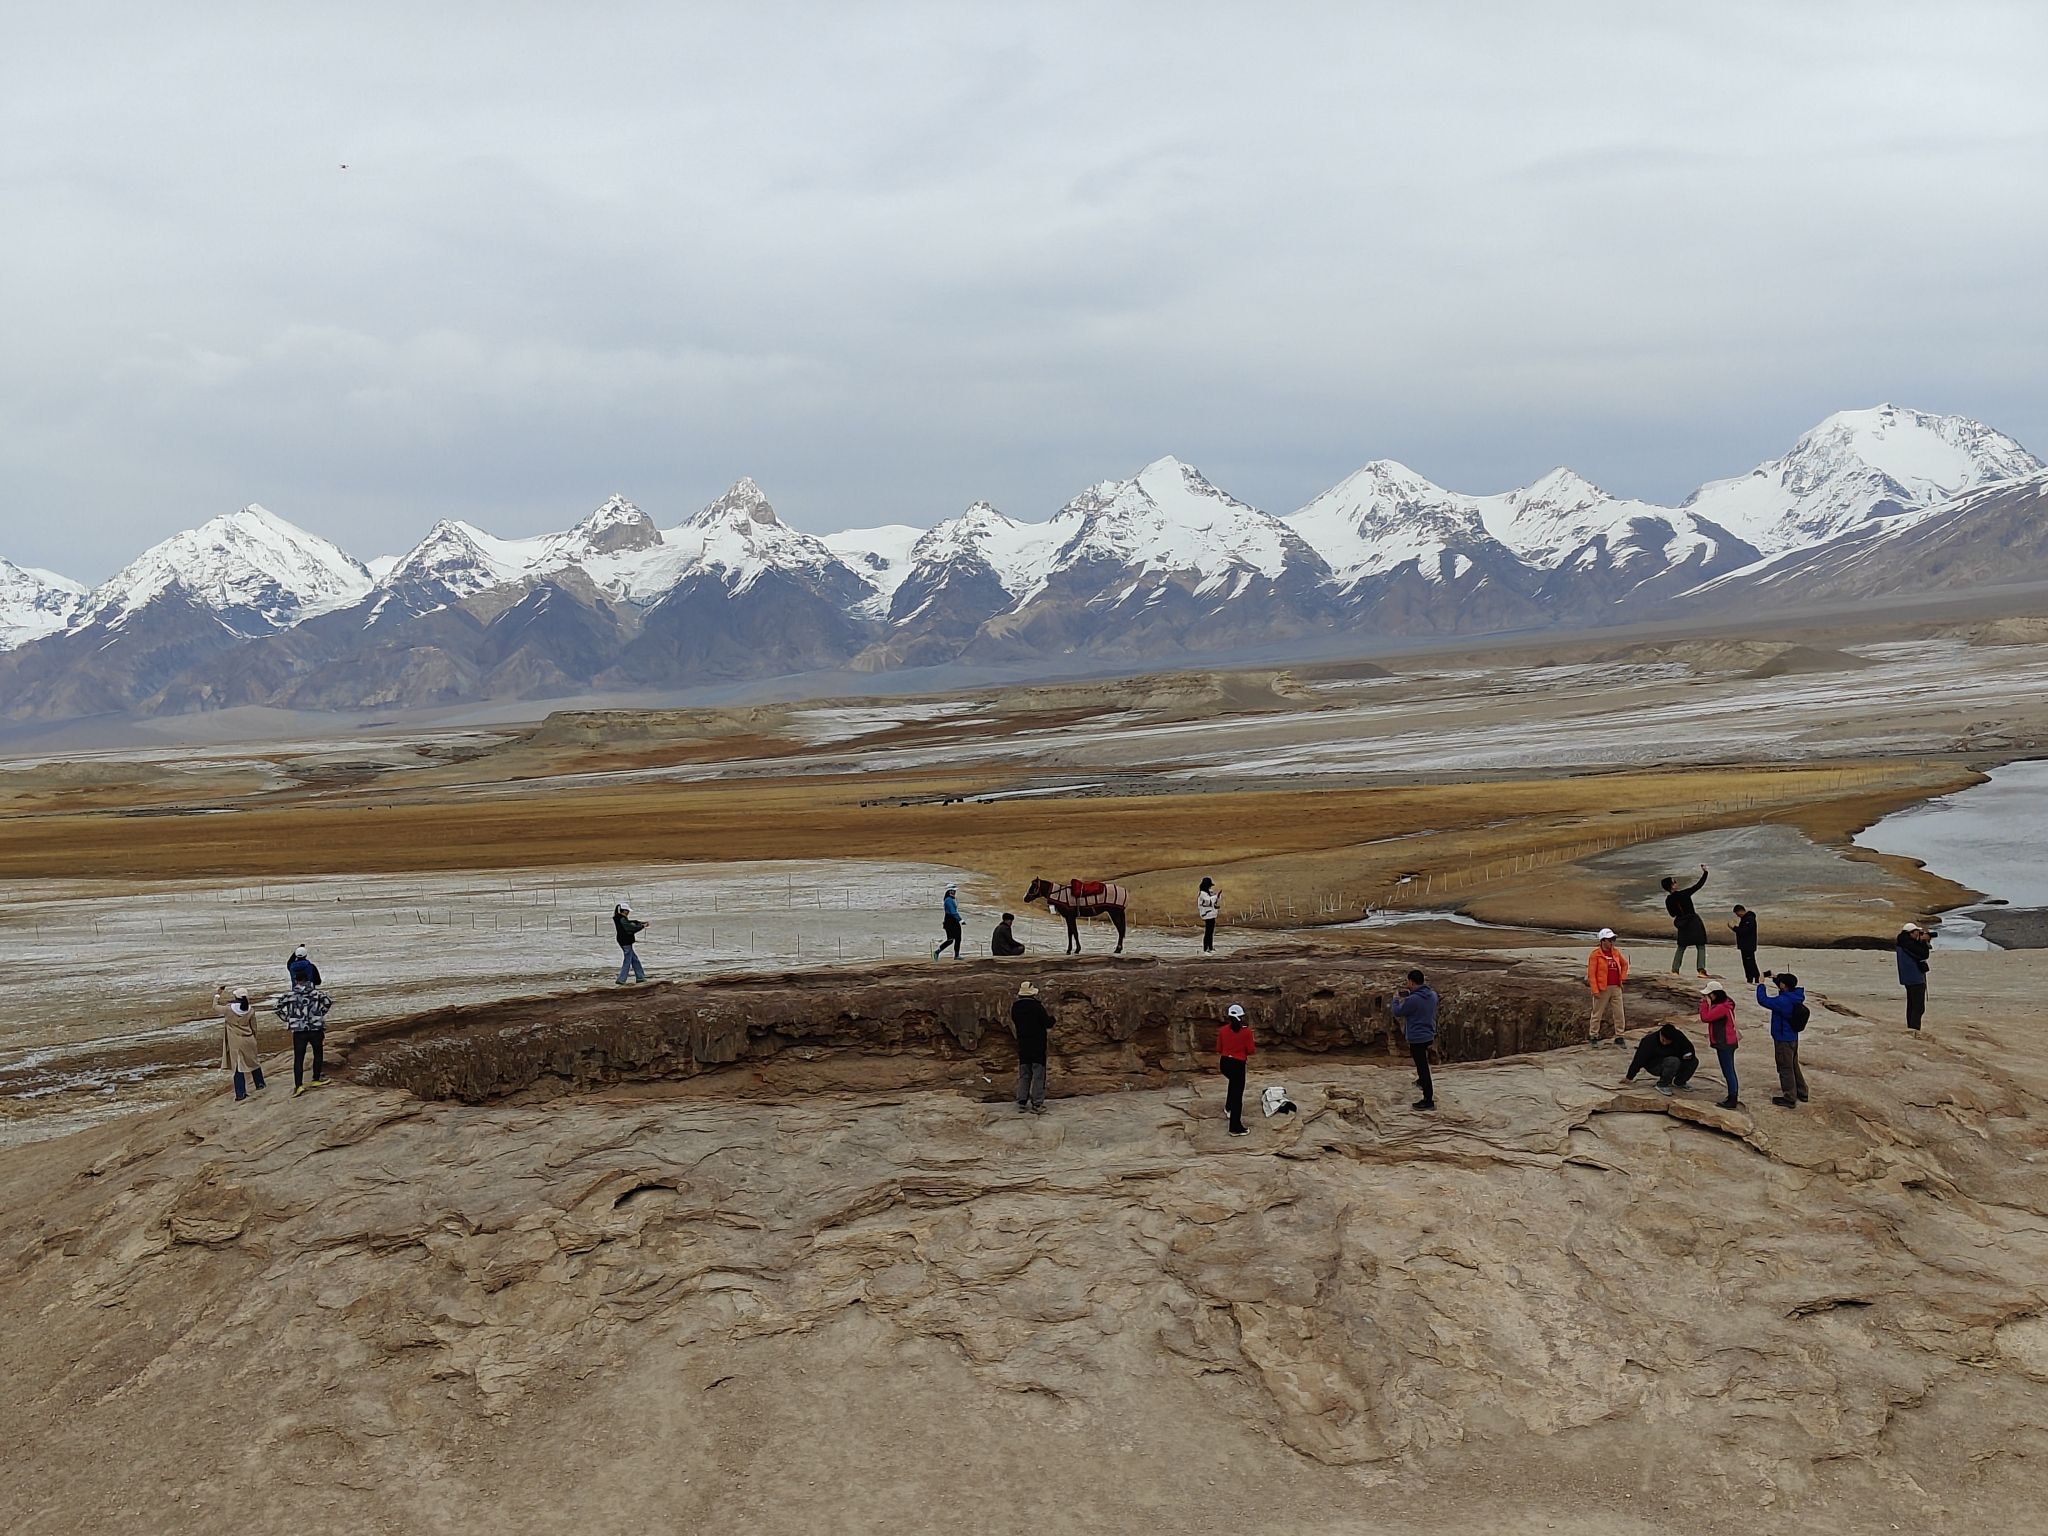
[{"xmin": 4, "ymin": 948, "xmax": 2047, "ymax": 1535}]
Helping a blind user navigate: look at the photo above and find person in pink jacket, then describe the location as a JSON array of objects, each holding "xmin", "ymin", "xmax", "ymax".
[{"xmin": 1699, "ymin": 985, "xmax": 1740, "ymax": 1109}]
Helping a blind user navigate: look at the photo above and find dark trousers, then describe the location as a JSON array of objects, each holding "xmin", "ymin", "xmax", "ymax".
[
  {"xmin": 1714, "ymin": 1044, "xmax": 1739, "ymax": 1102},
  {"xmin": 1015, "ymin": 1059, "xmax": 1046, "ymax": 1108},
  {"xmin": 1905, "ymin": 985, "xmax": 1926, "ymax": 1031},
  {"xmin": 1220, "ymin": 1057, "xmax": 1247, "ymax": 1131},
  {"xmin": 1739, "ymin": 947, "xmax": 1760, "ymax": 984},
  {"xmin": 1202, "ymin": 918, "xmax": 1216, "ymax": 952},
  {"xmin": 1658, "ymin": 1053, "xmax": 1698, "ymax": 1089},
  {"xmin": 938, "ymin": 917, "xmax": 962, "ymax": 958},
  {"xmin": 1774, "ymin": 1039, "xmax": 1808, "ymax": 1101},
  {"xmin": 233, "ymin": 1067, "xmax": 267, "ymax": 1100},
  {"xmin": 1410, "ymin": 1041, "xmax": 1434, "ymax": 1104},
  {"xmin": 292, "ymin": 1028, "xmax": 326, "ymax": 1088}
]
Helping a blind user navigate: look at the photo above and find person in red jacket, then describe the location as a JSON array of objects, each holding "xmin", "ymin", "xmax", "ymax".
[
  {"xmin": 1699, "ymin": 985, "xmax": 1741, "ymax": 1109},
  {"xmin": 1217, "ymin": 1003, "xmax": 1255, "ymax": 1136}
]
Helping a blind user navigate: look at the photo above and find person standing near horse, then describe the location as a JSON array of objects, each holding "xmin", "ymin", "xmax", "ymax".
[
  {"xmin": 613, "ymin": 903, "xmax": 647, "ymax": 985},
  {"xmin": 934, "ymin": 885, "xmax": 964, "ymax": 960},
  {"xmin": 1729, "ymin": 905, "xmax": 1760, "ymax": 984},
  {"xmin": 1197, "ymin": 878, "xmax": 1220, "ymax": 953},
  {"xmin": 1217, "ymin": 1003, "xmax": 1255, "ymax": 1135},
  {"xmin": 1587, "ymin": 929, "xmax": 1629, "ymax": 1041},
  {"xmin": 1391, "ymin": 969, "xmax": 1438, "ymax": 1112},
  {"xmin": 1011, "ymin": 981, "xmax": 1052, "ymax": 1113},
  {"xmin": 1663, "ymin": 865, "xmax": 1711, "ymax": 978}
]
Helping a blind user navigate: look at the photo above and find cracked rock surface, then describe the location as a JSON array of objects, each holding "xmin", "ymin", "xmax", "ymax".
[{"xmin": 3, "ymin": 947, "xmax": 2046, "ymax": 1535}]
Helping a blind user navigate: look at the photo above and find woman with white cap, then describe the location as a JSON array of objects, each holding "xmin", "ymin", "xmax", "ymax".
[
  {"xmin": 934, "ymin": 885, "xmax": 963, "ymax": 960},
  {"xmin": 1217, "ymin": 1003, "xmax": 1255, "ymax": 1135},
  {"xmin": 1896, "ymin": 922, "xmax": 1932, "ymax": 1031},
  {"xmin": 213, "ymin": 984, "xmax": 267, "ymax": 1103}
]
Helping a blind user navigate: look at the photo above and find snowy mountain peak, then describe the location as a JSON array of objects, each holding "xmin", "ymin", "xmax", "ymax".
[
  {"xmin": 1517, "ymin": 467, "xmax": 1609, "ymax": 509},
  {"xmin": 688, "ymin": 478, "xmax": 779, "ymax": 529},
  {"xmin": 1051, "ymin": 459, "xmax": 1301, "ymax": 590},
  {"xmin": 1686, "ymin": 405, "xmax": 2042, "ymax": 557},
  {"xmin": 0, "ymin": 558, "xmax": 86, "ymax": 650},
  {"xmin": 80, "ymin": 504, "xmax": 373, "ymax": 635},
  {"xmin": 558, "ymin": 494, "xmax": 661, "ymax": 557}
]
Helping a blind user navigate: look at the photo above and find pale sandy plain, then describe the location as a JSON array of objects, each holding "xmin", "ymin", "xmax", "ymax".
[{"xmin": 4, "ymin": 611, "xmax": 2048, "ymax": 1534}]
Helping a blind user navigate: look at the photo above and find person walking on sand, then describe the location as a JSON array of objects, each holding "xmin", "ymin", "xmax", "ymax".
[
  {"xmin": 1700, "ymin": 985, "xmax": 1741, "ymax": 1109},
  {"xmin": 934, "ymin": 886, "xmax": 963, "ymax": 961},
  {"xmin": 287, "ymin": 944, "xmax": 321, "ymax": 990},
  {"xmin": 1197, "ymin": 877, "xmax": 1221, "ymax": 953},
  {"xmin": 1587, "ymin": 929, "xmax": 1629, "ymax": 1041},
  {"xmin": 991, "ymin": 912, "xmax": 1026, "ymax": 957},
  {"xmin": 1729, "ymin": 905, "xmax": 1760, "ymax": 985},
  {"xmin": 1624, "ymin": 1020, "xmax": 1699, "ymax": 1096},
  {"xmin": 214, "ymin": 985, "xmax": 267, "ymax": 1103},
  {"xmin": 1011, "ymin": 981, "xmax": 1052, "ymax": 1113},
  {"xmin": 1663, "ymin": 865, "xmax": 1711, "ymax": 978},
  {"xmin": 1390, "ymin": 969, "xmax": 1438, "ymax": 1112},
  {"xmin": 1897, "ymin": 923, "xmax": 1932, "ymax": 1032},
  {"xmin": 613, "ymin": 903, "xmax": 647, "ymax": 985},
  {"xmin": 1218, "ymin": 1003, "xmax": 1255, "ymax": 1135},
  {"xmin": 1757, "ymin": 970, "xmax": 1811, "ymax": 1108}
]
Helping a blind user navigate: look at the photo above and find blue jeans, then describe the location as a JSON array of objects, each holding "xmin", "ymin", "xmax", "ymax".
[
  {"xmin": 233, "ymin": 1067, "xmax": 267, "ymax": 1100},
  {"xmin": 617, "ymin": 944, "xmax": 645, "ymax": 983},
  {"xmin": 1715, "ymin": 1044, "xmax": 1738, "ymax": 1101}
]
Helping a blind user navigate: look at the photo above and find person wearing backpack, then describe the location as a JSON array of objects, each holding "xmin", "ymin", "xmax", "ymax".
[
  {"xmin": 1757, "ymin": 971, "xmax": 1810, "ymax": 1108},
  {"xmin": 1896, "ymin": 923, "xmax": 1931, "ymax": 1031},
  {"xmin": 1699, "ymin": 985, "xmax": 1740, "ymax": 1109}
]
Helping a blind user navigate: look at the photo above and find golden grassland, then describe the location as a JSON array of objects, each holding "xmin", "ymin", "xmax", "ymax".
[{"xmin": 0, "ymin": 755, "xmax": 1976, "ymax": 942}]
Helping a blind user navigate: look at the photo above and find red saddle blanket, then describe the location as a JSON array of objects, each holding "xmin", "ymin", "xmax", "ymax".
[{"xmin": 1069, "ymin": 879, "xmax": 1107, "ymax": 899}]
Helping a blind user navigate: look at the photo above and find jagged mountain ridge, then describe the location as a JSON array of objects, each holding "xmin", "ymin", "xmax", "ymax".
[{"xmin": 1, "ymin": 405, "xmax": 2041, "ymax": 719}]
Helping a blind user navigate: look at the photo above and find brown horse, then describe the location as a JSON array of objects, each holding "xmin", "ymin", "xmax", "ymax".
[{"xmin": 1024, "ymin": 877, "xmax": 1129, "ymax": 954}]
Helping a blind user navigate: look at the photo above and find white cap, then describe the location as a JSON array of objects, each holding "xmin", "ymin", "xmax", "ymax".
[
  {"xmin": 293, "ymin": 945, "xmax": 307, "ymax": 957},
  {"xmin": 1699, "ymin": 983, "xmax": 1719, "ymax": 995},
  {"xmin": 619, "ymin": 903, "xmax": 631, "ymax": 913},
  {"xmin": 1597, "ymin": 928, "xmax": 1617, "ymax": 940},
  {"xmin": 1227, "ymin": 1003, "xmax": 1245, "ymax": 1020}
]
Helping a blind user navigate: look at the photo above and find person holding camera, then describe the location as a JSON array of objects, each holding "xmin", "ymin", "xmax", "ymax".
[
  {"xmin": 1757, "ymin": 970, "xmax": 1811, "ymax": 1108},
  {"xmin": 613, "ymin": 903, "xmax": 647, "ymax": 984},
  {"xmin": 213, "ymin": 985, "xmax": 267, "ymax": 1103},
  {"xmin": 1390, "ymin": 970, "xmax": 1439, "ymax": 1112}
]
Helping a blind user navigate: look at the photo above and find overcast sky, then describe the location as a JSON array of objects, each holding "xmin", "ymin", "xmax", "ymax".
[{"xmin": 4, "ymin": 2, "xmax": 2044, "ymax": 580}]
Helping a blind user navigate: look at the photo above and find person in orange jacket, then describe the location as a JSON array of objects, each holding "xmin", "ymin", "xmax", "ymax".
[
  {"xmin": 1217, "ymin": 1003, "xmax": 1255, "ymax": 1135},
  {"xmin": 1587, "ymin": 928, "xmax": 1629, "ymax": 1041}
]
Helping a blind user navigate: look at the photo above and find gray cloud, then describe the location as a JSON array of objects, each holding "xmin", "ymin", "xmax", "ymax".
[{"xmin": 2, "ymin": 1, "xmax": 2043, "ymax": 580}]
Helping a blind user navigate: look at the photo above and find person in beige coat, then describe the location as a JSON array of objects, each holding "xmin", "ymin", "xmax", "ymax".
[{"xmin": 214, "ymin": 985, "xmax": 267, "ymax": 1103}]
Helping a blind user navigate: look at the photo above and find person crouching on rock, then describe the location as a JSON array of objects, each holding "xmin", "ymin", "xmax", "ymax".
[
  {"xmin": 1699, "ymin": 985, "xmax": 1740, "ymax": 1109},
  {"xmin": 1624, "ymin": 1021, "xmax": 1698, "ymax": 1096},
  {"xmin": 214, "ymin": 985, "xmax": 266, "ymax": 1103},
  {"xmin": 934, "ymin": 886, "xmax": 963, "ymax": 961},
  {"xmin": 991, "ymin": 912, "xmax": 1026, "ymax": 956},
  {"xmin": 613, "ymin": 903, "xmax": 647, "ymax": 985},
  {"xmin": 1391, "ymin": 969, "xmax": 1438, "ymax": 1112},
  {"xmin": 1011, "ymin": 982, "xmax": 1052, "ymax": 1113},
  {"xmin": 1587, "ymin": 929, "xmax": 1629, "ymax": 1041},
  {"xmin": 1218, "ymin": 1003, "xmax": 1255, "ymax": 1136}
]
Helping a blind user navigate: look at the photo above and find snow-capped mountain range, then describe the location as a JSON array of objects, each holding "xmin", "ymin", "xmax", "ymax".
[{"xmin": 1, "ymin": 405, "xmax": 2041, "ymax": 720}]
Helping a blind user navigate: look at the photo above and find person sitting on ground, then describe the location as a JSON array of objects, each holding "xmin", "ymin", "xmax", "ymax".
[
  {"xmin": 286, "ymin": 944, "xmax": 321, "ymax": 990},
  {"xmin": 1011, "ymin": 981, "xmax": 1052, "ymax": 1114},
  {"xmin": 1217, "ymin": 1004, "xmax": 1255, "ymax": 1136},
  {"xmin": 1587, "ymin": 929, "xmax": 1629, "ymax": 1041},
  {"xmin": 1756, "ymin": 971, "xmax": 1810, "ymax": 1108},
  {"xmin": 1896, "ymin": 922, "xmax": 1932, "ymax": 1032},
  {"xmin": 214, "ymin": 985, "xmax": 267, "ymax": 1104},
  {"xmin": 613, "ymin": 903, "xmax": 647, "ymax": 985},
  {"xmin": 1390, "ymin": 969, "xmax": 1439, "ymax": 1112},
  {"xmin": 1662, "ymin": 865, "xmax": 1711, "ymax": 978},
  {"xmin": 1699, "ymin": 985, "xmax": 1741, "ymax": 1109},
  {"xmin": 991, "ymin": 912, "xmax": 1026, "ymax": 957},
  {"xmin": 1624, "ymin": 1020, "xmax": 1699, "ymax": 1096},
  {"xmin": 1729, "ymin": 905, "xmax": 1760, "ymax": 984}
]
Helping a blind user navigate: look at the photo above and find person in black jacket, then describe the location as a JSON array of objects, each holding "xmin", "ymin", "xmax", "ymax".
[
  {"xmin": 991, "ymin": 913, "xmax": 1026, "ymax": 956},
  {"xmin": 1728, "ymin": 905, "xmax": 1760, "ymax": 984},
  {"xmin": 1624, "ymin": 1021, "xmax": 1698, "ymax": 1095},
  {"xmin": 1011, "ymin": 982, "xmax": 1052, "ymax": 1113},
  {"xmin": 613, "ymin": 903, "xmax": 647, "ymax": 985},
  {"xmin": 1896, "ymin": 923, "xmax": 1932, "ymax": 1031},
  {"xmin": 1662, "ymin": 865, "xmax": 1711, "ymax": 977}
]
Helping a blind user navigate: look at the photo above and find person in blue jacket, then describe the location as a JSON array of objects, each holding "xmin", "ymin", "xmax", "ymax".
[
  {"xmin": 1756, "ymin": 971, "xmax": 1810, "ymax": 1108},
  {"xmin": 1390, "ymin": 969, "xmax": 1438, "ymax": 1112},
  {"xmin": 934, "ymin": 885, "xmax": 963, "ymax": 960},
  {"xmin": 1896, "ymin": 923, "xmax": 1931, "ymax": 1031},
  {"xmin": 286, "ymin": 944, "xmax": 320, "ymax": 990}
]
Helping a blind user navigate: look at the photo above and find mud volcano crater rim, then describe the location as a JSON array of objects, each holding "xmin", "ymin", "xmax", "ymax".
[{"xmin": 339, "ymin": 950, "xmax": 1644, "ymax": 1106}]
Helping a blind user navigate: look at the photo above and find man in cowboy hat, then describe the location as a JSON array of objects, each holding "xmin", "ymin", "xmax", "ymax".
[{"xmin": 1011, "ymin": 981, "xmax": 1053, "ymax": 1113}]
